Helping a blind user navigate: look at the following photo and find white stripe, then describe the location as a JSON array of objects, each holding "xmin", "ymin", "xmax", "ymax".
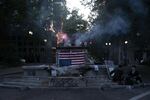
[
  {"xmin": 129, "ymin": 91, "xmax": 150, "ymax": 100},
  {"xmin": 72, "ymin": 59, "xmax": 85, "ymax": 62},
  {"xmin": 71, "ymin": 62, "xmax": 85, "ymax": 64}
]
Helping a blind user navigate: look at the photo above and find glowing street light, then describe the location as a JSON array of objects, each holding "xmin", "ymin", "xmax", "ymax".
[
  {"xmin": 105, "ymin": 42, "xmax": 111, "ymax": 46},
  {"xmin": 105, "ymin": 42, "xmax": 111, "ymax": 60},
  {"xmin": 44, "ymin": 39, "xmax": 47, "ymax": 43},
  {"xmin": 125, "ymin": 41, "xmax": 128, "ymax": 44},
  {"xmin": 105, "ymin": 43, "xmax": 108, "ymax": 46},
  {"xmin": 29, "ymin": 31, "xmax": 33, "ymax": 35},
  {"xmin": 109, "ymin": 42, "xmax": 111, "ymax": 46}
]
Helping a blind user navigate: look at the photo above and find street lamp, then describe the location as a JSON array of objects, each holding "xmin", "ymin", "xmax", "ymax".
[
  {"xmin": 29, "ymin": 31, "xmax": 33, "ymax": 35},
  {"xmin": 105, "ymin": 42, "xmax": 111, "ymax": 60},
  {"xmin": 44, "ymin": 39, "xmax": 47, "ymax": 43},
  {"xmin": 105, "ymin": 42, "xmax": 111, "ymax": 46},
  {"xmin": 124, "ymin": 40, "xmax": 128, "ymax": 44},
  {"xmin": 109, "ymin": 42, "xmax": 111, "ymax": 46},
  {"xmin": 124, "ymin": 40, "xmax": 128, "ymax": 65},
  {"xmin": 105, "ymin": 43, "xmax": 108, "ymax": 46}
]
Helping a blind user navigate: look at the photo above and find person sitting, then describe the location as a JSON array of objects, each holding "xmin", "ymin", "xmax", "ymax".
[
  {"xmin": 110, "ymin": 65, "xmax": 124, "ymax": 84},
  {"xmin": 125, "ymin": 65, "xmax": 143, "ymax": 85}
]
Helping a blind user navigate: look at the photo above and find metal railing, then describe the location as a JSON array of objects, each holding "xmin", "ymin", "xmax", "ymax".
[
  {"xmin": 48, "ymin": 77, "xmax": 85, "ymax": 87},
  {"xmin": 0, "ymin": 75, "xmax": 111, "ymax": 88}
]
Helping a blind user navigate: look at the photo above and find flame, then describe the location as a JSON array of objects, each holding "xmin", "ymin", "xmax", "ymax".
[{"xmin": 56, "ymin": 32, "xmax": 68, "ymax": 45}]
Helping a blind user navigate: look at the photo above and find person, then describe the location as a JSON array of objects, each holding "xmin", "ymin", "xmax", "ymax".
[
  {"xmin": 125, "ymin": 65, "xmax": 143, "ymax": 85},
  {"xmin": 110, "ymin": 65, "xmax": 124, "ymax": 84}
]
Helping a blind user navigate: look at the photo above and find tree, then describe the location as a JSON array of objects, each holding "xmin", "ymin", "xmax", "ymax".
[
  {"xmin": 0, "ymin": 0, "xmax": 27, "ymax": 66},
  {"xmin": 63, "ymin": 9, "xmax": 88, "ymax": 35},
  {"xmin": 81, "ymin": 0, "xmax": 150, "ymax": 64},
  {"xmin": 82, "ymin": 0, "xmax": 150, "ymax": 46}
]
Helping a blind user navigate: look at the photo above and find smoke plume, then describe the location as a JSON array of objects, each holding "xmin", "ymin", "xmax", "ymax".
[{"xmin": 75, "ymin": 0, "xmax": 148, "ymax": 46}]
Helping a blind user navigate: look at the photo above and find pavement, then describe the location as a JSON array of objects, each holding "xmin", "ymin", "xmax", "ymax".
[
  {"xmin": 0, "ymin": 65, "xmax": 150, "ymax": 100},
  {"xmin": 0, "ymin": 67, "xmax": 22, "ymax": 76},
  {"xmin": 122, "ymin": 65, "xmax": 150, "ymax": 83},
  {"xmin": 0, "ymin": 87, "xmax": 150, "ymax": 100}
]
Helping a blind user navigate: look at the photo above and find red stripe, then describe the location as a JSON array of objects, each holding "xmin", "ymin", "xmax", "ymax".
[{"xmin": 59, "ymin": 58, "xmax": 85, "ymax": 60}]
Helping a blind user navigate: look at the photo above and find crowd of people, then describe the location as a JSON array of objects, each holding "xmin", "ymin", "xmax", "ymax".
[{"xmin": 110, "ymin": 65, "xmax": 143, "ymax": 85}]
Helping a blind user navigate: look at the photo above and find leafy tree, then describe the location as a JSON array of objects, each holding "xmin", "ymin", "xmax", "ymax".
[
  {"xmin": 81, "ymin": 0, "xmax": 150, "ymax": 64},
  {"xmin": 63, "ymin": 9, "xmax": 88, "ymax": 35},
  {"xmin": 0, "ymin": 0, "xmax": 27, "ymax": 66},
  {"xmin": 82, "ymin": 0, "xmax": 150, "ymax": 46}
]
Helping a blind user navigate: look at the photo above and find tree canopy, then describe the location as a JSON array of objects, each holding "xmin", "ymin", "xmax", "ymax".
[{"xmin": 63, "ymin": 9, "xmax": 88, "ymax": 35}]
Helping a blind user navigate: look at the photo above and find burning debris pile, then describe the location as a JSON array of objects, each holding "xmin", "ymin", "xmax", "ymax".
[{"xmin": 56, "ymin": 32, "xmax": 68, "ymax": 46}]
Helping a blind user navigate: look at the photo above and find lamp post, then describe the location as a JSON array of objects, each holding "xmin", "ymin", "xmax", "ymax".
[
  {"xmin": 125, "ymin": 40, "xmax": 128, "ymax": 44},
  {"xmin": 44, "ymin": 39, "xmax": 47, "ymax": 43},
  {"xmin": 28, "ymin": 31, "xmax": 33, "ymax": 35},
  {"xmin": 124, "ymin": 40, "xmax": 128, "ymax": 65},
  {"xmin": 105, "ymin": 42, "xmax": 111, "ymax": 60},
  {"xmin": 27, "ymin": 30, "xmax": 34, "ymax": 63}
]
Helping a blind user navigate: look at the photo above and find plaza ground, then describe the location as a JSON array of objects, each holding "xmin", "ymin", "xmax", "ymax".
[
  {"xmin": 0, "ymin": 87, "xmax": 150, "ymax": 100},
  {"xmin": 0, "ymin": 65, "xmax": 150, "ymax": 100}
]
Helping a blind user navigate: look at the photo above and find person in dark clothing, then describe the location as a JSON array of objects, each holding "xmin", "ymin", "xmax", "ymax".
[
  {"xmin": 110, "ymin": 65, "xmax": 124, "ymax": 84},
  {"xmin": 125, "ymin": 65, "xmax": 143, "ymax": 85}
]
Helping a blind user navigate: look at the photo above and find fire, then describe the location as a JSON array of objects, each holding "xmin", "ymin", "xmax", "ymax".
[{"xmin": 56, "ymin": 32, "xmax": 68, "ymax": 45}]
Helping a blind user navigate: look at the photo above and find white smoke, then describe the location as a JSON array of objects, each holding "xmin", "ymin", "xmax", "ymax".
[
  {"xmin": 75, "ymin": 0, "xmax": 148, "ymax": 46},
  {"xmin": 75, "ymin": 10, "xmax": 130, "ymax": 46}
]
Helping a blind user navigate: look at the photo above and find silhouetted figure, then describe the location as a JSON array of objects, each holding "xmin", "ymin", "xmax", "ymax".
[
  {"xmin": 110, "ymin": 65, "xmax": 124, "ymax": 84},
  {"xmin": 125, "ymin": 65, "xmax": 142, "ymax": 85}
]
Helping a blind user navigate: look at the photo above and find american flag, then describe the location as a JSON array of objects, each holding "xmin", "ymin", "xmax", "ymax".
[{"xmin": 58, "ymin": 51, "xmax": 86, "ymax": 66}]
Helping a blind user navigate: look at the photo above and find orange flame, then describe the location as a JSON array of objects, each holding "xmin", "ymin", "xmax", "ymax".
[{"xmin": 56, "ymin": 32, "xmax": 68, "ymax": 45}]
